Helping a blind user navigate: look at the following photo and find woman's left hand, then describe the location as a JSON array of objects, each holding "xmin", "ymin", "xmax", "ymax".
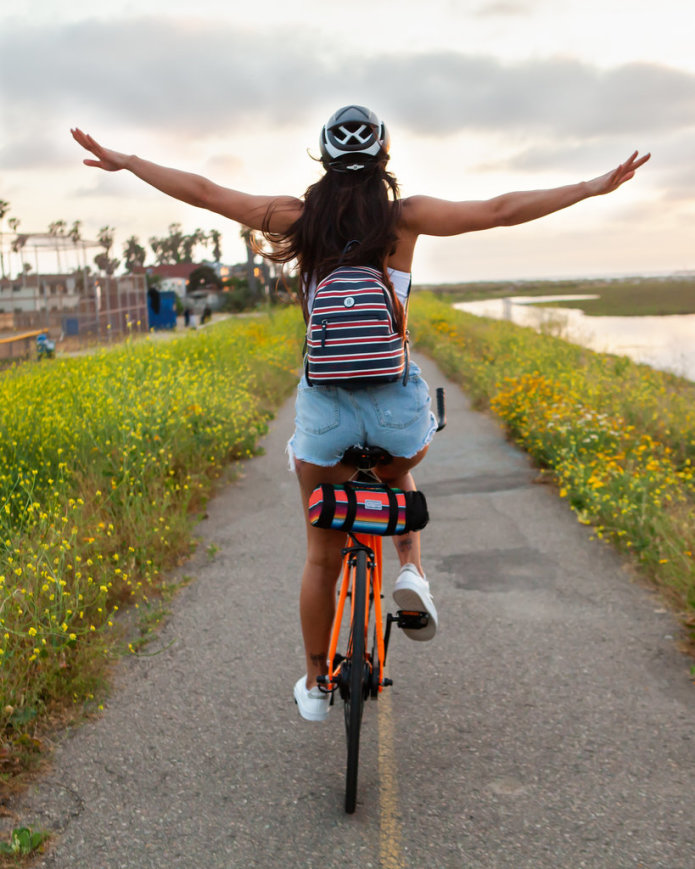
[{"xmin": 587, "ymin": 151, "xmax": 651, "ymax": 196}]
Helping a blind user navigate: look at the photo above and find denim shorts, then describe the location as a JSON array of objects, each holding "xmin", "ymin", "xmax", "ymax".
[{"xmin": 287, "ymin": 362, "xmax": 437, "ymax": 469}]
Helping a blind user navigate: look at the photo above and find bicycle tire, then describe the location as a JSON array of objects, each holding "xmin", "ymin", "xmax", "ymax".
[{"xmin": 344, "ymin": 547, "xmax": 368, "ymax": 814}]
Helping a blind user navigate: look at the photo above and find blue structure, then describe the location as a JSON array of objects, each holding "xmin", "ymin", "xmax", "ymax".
[
  {"xmin": 36, "ymin": 333, "xmax": 56, "ymax": 358},
  {"xmin": 63, "ymin": 317, "xmax": 80, "ymax": 336},
  {"xmin": 147, "ymin": 289, "xmax": 178, "ymax": 330}
]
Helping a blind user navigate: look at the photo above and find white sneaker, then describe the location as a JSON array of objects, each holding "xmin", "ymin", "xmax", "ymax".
[
  {"xmin": 393, "ymin": 564, "xmax": 438, "ymax": 641},
  {"xmin": 293, "ymin": 675, "xmax": 330, "ymax": 722}
]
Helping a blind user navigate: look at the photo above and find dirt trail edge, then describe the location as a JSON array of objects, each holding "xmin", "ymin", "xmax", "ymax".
[{"xmin": 8, "ymin": 353, "xmax": 695, "ymax": 869}]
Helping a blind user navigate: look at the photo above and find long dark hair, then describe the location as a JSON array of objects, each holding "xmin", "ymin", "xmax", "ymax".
[{"xmin": 262, "ymin": 159, "xmax": 405, "ymax": 333}]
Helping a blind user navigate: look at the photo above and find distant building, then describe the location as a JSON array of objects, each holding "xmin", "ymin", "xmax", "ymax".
[
  {"xmin": 131, "ymin": 263, "xmax": 197, "ymax": 298},
  {"xmin": 0, "ymin": 271, "xmax": 147, "ymax": 343},
  {"xmin": 0, "ymin": 273, "xmax": 81, "ymax": 314},
  {"xmin": 132, "ymin": 261, "xmax": 248, "ymax": 312},
  {"xmin": 218, "ymin": 263, "xmax": 247, "ymax": 280},
  {"xmin": 133, "ymin": 261, "xmax": 246, "ymax": 290}
]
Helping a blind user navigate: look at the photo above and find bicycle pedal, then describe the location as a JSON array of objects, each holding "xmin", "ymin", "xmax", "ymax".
[{"xmin": 396, "ymin": 610, "xmax": 429, "ymax": 630}]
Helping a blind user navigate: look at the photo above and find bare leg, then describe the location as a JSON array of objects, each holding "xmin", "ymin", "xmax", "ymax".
[
  {"xmin": 295, "ymin": 458, "xmax": 354, "ymax": 689},
  {"xmin": 294, "ymin": 443, "xmax": 430, "ymax": 687}
]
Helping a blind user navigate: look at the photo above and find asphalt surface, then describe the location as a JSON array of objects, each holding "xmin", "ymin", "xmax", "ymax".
[{"xmin": 8, "ymin": 353, "xmax": 695, "ymax": 868}]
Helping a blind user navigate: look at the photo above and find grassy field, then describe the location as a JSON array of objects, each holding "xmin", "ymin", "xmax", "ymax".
[
  {"xmin": 409, "ymin": 294, "xmax": 695, "ymax": 635},
  {"xmin": 419, "ymin": 274, "xmax": 695, "ymax": 317},
  {"xmin": 0, "ymin": 309, "xmax": 304, "ymax": 787}
]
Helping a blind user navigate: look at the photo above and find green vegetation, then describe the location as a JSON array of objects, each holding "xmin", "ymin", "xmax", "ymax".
[
  {"xmin": 3, "ymin": 284, "xmax": 693, "ymax": 787},
  {"xmin": 410, "ymin": 294, "xmax": 695, "ymax": 631},
  {"xmin": 0, "ymin": 309, "xmax": 304, "ymax": 777},
  {"xmin": 418, "ymin": 274, "xmax": 695, "ymax": 317},
  {"xmin": 0, "ymin": 826, "xmax": 49, "ymax": 861}
]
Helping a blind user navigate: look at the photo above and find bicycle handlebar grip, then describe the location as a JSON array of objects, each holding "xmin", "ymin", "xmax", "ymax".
[{"xmin": 435, "ymin": 387, "xmax": 446, "ymax": 432}]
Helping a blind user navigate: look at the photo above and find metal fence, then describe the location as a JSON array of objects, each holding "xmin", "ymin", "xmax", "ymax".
[{"xmin": 0, "ymin": 273, "xmax": 148, "ymax": 360}]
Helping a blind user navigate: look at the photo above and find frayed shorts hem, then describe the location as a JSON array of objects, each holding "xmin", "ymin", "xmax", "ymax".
[
  {"xmin": 286, "ymin": 441, "xmax": 348, "ymax": 473},
  {"xmin": 286, "ymin": 369, "xmax": 436, "ymax": 473},
  {"xmin": 286, "ymin": 422, "xmax": 436, "ymax": 473}
]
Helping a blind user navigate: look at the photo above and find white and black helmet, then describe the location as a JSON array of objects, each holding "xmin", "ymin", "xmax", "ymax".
[{"xmin": 320, "ymin": 105, "xmax": 390, "ymax": 170}]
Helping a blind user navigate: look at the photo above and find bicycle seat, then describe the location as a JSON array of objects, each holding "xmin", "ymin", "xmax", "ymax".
[
  {"xmin": 339, "ymin": 388, "xmax": 447, "ymax": 472},
  {"xmin": 341, "ymin": 444, "xmax": 393, "ymax": 471}
]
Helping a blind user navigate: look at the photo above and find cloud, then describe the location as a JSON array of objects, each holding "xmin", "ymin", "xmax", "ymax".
[
  {"xmin": 204, "ymin": 154, "xmax": 244, "ymax": 177},
  {"xmin": 473, "ymin": 138, "xmax": 649, "ymax": 175},
  {"xmin": 1, "ymin": 18, "xmax": 320, "ymax": 138},
  {"xmin": 73, "ymin": 174, "xmax": 154, "ymax": 199},
  {"xmin": 656, "ymin": 134, "xmax": 695, "ymax": 202},
  {"xmin": 1, "ymin": 17, "xmax": 694, "ymax": 166},
  {"xmin": 377, "ymin": 56, "xmax": 695, "ymax": 140},
  {"xmin": 474, "ymin": 1, "xmax": 538, "ymax": 16},
  {"xmin": 0, "ymin": 136, "xmax": 71, "ymax": 170}
]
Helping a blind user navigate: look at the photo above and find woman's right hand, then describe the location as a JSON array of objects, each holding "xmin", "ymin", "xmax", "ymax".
[{"xmin": 71, "ymin": 128, "xmax": 129, "ymax": 172}]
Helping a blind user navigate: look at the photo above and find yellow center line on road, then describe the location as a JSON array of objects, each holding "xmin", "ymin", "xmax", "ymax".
[{"xmin": 378, "ymin": 678, "xmax": 405, "ymax": 869}]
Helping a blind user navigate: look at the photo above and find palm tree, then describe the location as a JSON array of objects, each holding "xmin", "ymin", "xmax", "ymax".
[
  {"xmin": 208, "ymin": 229, "xmax": 222, "ymax": 263},
  {"xmin": 123, "ymin": 235, "xmax": 147, "ymax": 272},
  {"xmin": 148, "ymin": 223, "xmax": 191, "ymax": 264},
  {"xmin": 20, "ymin": 260, "xmax": 31, "ymax": 289},
  {"xmin": 0, "ymin": 200, "xmax": 10, "ymax": 279},
  {"xmin": 48, "ymin": 220, "xmax": 67, "ymax": 273},
  {"xmin": 8, "ymin": 218, "xmax": 20, "ymax": 280},
  {"xmin": 97, "ymin": 226, "xmax": 114, "ymax": 251},
  {"xmin": 166, "ymin": 222, "xmax": 184, "ymax": 263},
  {"xmin": 68, "ymin": 220, "xmax": 81, "ymax": 244},
  {"xmin": 149, "ymin": 237, "xmax": 165, "ymax": 265},
  {"xmin": 68, "ymin": 220, "xmax": 86, "ymax": 271},
  {"xmin": 94, "ymin": 226, "xmax": 120, "ymax": 276},
  {"xmin": 240, "ymin": 225, "xmax": 258, "ymax": 300},
  {"xmin": 181, "ymin": 228, "xmax": 206, "ymax": 263}
]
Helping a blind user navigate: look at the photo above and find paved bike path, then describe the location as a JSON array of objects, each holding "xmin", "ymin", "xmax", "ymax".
[{"xmin": 10, "ymin": 353, "xmax": 695, "ymax": 868}]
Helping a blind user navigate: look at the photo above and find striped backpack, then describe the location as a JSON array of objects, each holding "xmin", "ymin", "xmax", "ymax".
[{"xmin": 305, "ymin": 265, "xmax": 409, "ymax": 388}]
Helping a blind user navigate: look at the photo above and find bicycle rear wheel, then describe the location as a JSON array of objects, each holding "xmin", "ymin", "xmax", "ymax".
[{"xmin": 344, "ymin": 547, "xmax": 368, "ymax": 814}]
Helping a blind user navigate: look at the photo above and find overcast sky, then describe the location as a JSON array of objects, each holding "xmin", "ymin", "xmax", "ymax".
[{"xmin": 1, "ymin": 0, "xmax": 693, "ymax": 283}]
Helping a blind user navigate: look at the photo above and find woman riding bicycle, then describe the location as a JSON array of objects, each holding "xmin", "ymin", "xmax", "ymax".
[{"xmin": 71, "ymin": 107, "xmax": 649, "ymax": 723}]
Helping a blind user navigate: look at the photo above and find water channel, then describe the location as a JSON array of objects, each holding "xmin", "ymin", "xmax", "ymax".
[{"xmin": 453, "ymin": 296, "xmax": 695, "ymax": 383}]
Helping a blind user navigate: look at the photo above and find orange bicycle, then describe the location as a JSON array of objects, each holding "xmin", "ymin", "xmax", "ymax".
[{"xmin": 312, "ymin": 388, "xmax": 446, "ymax": 813}]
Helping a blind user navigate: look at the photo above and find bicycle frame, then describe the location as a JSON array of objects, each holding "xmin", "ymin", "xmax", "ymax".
[
  {"xmin": 311, "ymin": 388, "xmax": 446, "ymax": 812},
  {"xmin": 325, "ymin": 533, "xmax": 387, "ymax": 694}
]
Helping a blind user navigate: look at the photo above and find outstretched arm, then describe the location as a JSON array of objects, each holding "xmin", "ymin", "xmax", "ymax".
[
  {"xmin": 70, "ymin": 128, "xmax": 302, "ymax": 232},
  {"xmin": 400, "ymin": 151, "xmax": 651, "ymax": 237}
]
